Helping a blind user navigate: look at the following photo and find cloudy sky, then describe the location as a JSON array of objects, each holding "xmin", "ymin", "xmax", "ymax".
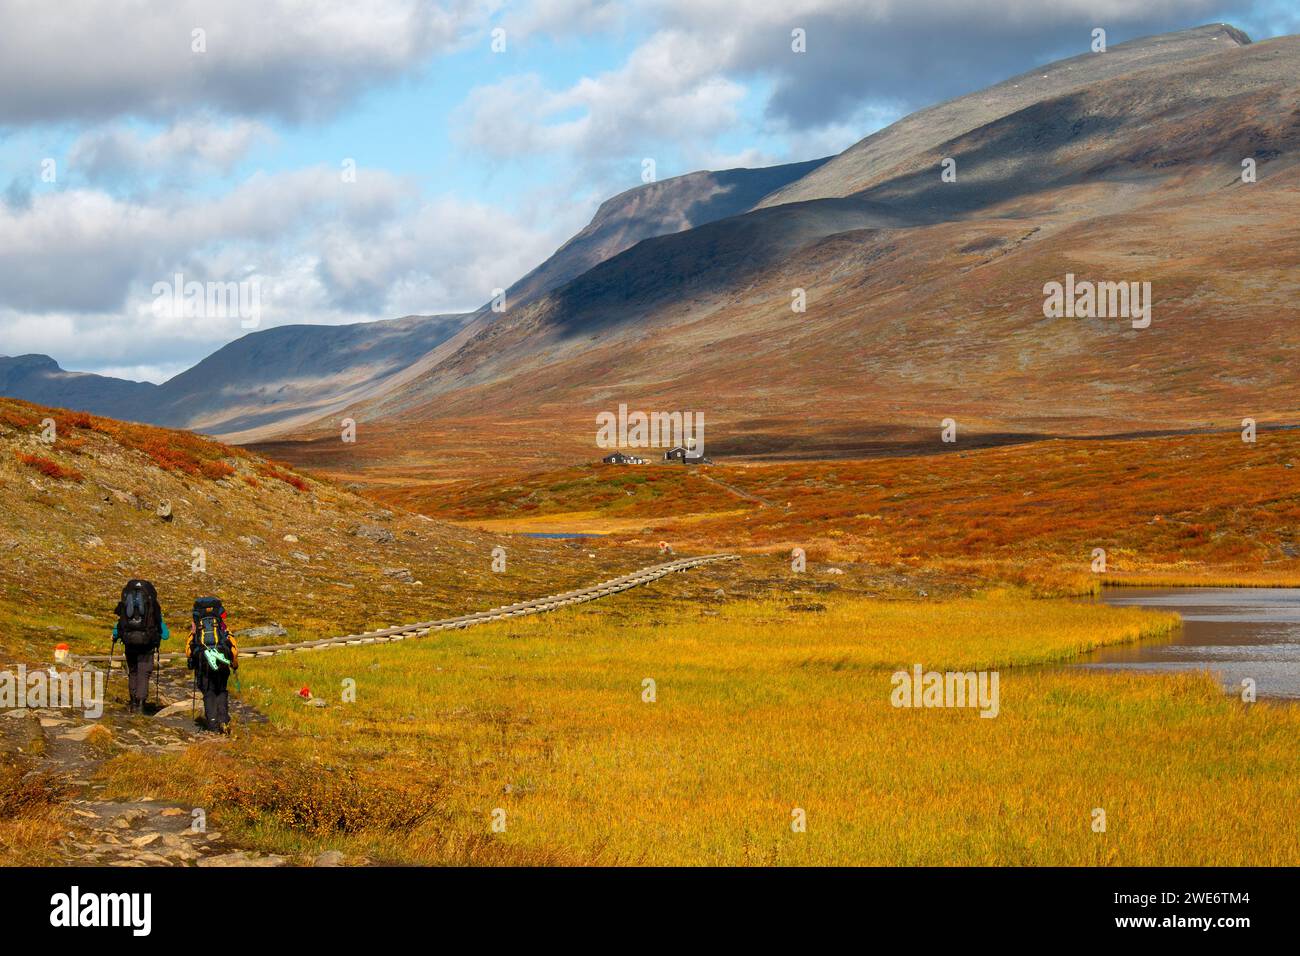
[{"xmin": 1, "ymin": 0, "xmax": 1296, "ymax": 382}]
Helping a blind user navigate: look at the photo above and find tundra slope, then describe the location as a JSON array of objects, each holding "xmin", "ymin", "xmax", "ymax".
[{"xmin": 0, "ymin": 397, "xmax": 674, "ymax": 663}]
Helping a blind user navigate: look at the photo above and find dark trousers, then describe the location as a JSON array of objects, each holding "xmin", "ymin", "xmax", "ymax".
[
  {"xmin": 196, "ymin": 665, "xmax": 230, "ymax": 731},
  {"xmin": 124, "ymin": 645, "xmax": 154, "ymax": 703}
]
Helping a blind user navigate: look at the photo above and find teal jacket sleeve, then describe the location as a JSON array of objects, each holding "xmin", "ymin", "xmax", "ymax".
[
  {"xmin": 112, "ymin": 622, "xmax": 118, "ymax": 640},
  {"xmin": 161, "ymin": 620, "xmax": 171, "ymax": 641}
]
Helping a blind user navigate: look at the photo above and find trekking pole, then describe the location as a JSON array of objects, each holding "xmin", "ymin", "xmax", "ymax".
[
  {"xmin": 107, "ymin": 635, "xmax": 116, "ymax": 702},
  {"xmin": 152, "ymin": 644, "xmax": 160, "ymax": 710}
]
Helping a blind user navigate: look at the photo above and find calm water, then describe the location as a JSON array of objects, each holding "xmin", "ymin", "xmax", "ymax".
[
  {"xmin": 1080, "ymin": 587, "xmax": 1300, "ymax": 699},
  {"xmin": 519, "ymin": 532, "xmax": 605, "ymax": 539}
]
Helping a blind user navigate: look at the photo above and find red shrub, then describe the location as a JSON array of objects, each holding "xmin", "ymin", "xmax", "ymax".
[
  {"xmin": 257, "ymin": 463, "xmax": 309, "ymax": 492},
  {"xmin": 0, "ymin": 408, "xmax": 38, "ymax": 429},
  {"xmin": 15, "ymin": 452, "xmax": 83, "ymax": 483},
  {"xmin": 62, "ymin": 411, "xmax": 94, "ymax": 429},
  {"xmin": 200, "ymin": 459, "xmax": 236, "ymax": 480}
]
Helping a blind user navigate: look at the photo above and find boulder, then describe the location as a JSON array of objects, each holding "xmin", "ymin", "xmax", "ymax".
[
  {"xmin": 353, "ymin": 524, "xmax": 395, "ymax": 544},
  {"xmin": 197, "ymin": 851, "xmax": 286, "ymax": 868},
  {"xmin": 239, "ymin": 624, "xmax": 288, "ymax": 639}
]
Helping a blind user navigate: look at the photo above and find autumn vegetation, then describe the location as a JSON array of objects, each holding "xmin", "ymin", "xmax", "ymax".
[
  {"xmin": 5, "ymin": 396, "xmax": 1299, "ymax": 866},
  {"xmin": 398, "ymin": 428, "xmax": 1300, "ymax": 591}
]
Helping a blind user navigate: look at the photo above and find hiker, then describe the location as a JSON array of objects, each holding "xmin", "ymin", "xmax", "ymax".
[
  {"xmin": 112, "ymin": 580, "xmax": 169, "ymax": 713},
  {"xmin": 186, "ymin": 596, "xmax": 238, "ymax": 733}
]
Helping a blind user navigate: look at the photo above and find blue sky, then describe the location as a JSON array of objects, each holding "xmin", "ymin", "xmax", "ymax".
[{"xmin": 0, "ymin": 0, "xmax": 1295, "ymax": 382}]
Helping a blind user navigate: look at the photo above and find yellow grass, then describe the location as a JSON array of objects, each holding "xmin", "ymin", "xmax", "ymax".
[
  {"xmin": 94, "ymin": 591, "xmax": 1300, "ymax": 865},
  {"xmin": 453, "ymin": 508, "xmax": 751, "ymax": 535},
  {"xmin": 0, "ymin": 759, "xmax": 70, "ymax": 866},
  {"xmin": 1100, "ymin": 572, "xmax": 1300, "ymax": 588}
]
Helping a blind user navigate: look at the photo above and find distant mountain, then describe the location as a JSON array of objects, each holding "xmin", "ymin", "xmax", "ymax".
[
  {"xmin": 0, "ymin": 354, "xmax": 156, "ymax": 421},
  {"xmin": 262, "ymin": 24, "xmax": 1300, "ymax": 476},
  {"xmin": 1, "ymin": 312, "xmax": 469, "ymax": 435}
]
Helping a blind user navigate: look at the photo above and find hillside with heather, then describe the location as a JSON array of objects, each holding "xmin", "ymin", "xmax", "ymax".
[{"xmin": 0, "ymin": 398, "xmax": 673, "ymax": 662}]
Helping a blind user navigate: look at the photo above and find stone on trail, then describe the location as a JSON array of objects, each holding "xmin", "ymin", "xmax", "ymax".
[
  {"xmin": 112, "ymin": 808, "xmax": 149, "ymax": 829},
  {"xmin": 57, "ymin": 724, "xmax": 100, "ymax": 742},
  {"xmin": 197, "ymin": 850, "xmax": 285, "ymax": 867},
  {"xmin": 313, "ymin": 850, "xmax": 345, "ymax": 867},
  {"xmin": 153, "ymin": 701, "xmax": 194, "ymax": 719}
]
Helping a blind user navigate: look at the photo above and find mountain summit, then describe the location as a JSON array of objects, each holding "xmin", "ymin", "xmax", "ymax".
[{"xmin": 252, "ymin": 24, "xmax": 1298, "ymax": 475}]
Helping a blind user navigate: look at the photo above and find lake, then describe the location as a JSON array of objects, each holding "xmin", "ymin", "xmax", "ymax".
[
  {"xmin": 1081, "ymin": 587, "xmax": 1300, "ymax": 700},
  {"xmin": 519, "ymin": 532, "xmax": 605, "ymax": 539}
]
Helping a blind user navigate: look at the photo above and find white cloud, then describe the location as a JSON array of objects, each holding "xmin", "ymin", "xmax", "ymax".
[
  {"xmin": 458, "ymin": 0, "xmax": 1255, "ymax": 182},
  {"xmin": 316, "ymin": 194, "xmax": 559, "ymax": 310},
  {"xmin": 68, "ymin": 118, "xmax": 275, "ymax": 184},
  {"xmin": 503, "ymin": 0, "xmax": 628, "ymax": 40},
  {"xmin": 455, "ymin": 27, "xmax": 748, "ymax": 191},
  {"xmin": 0, "ymin": 2, "xmax": 587, "ymax": 378},
  {"xmin": 0, "ymin": 167, "xmax": 413, "ymax": 310},
  {"xmin": 0, "ymin": 0, "xmax": 495, "ymax": 124},
  {"xmin": 0, "ymin": 165, "xmax": 559, "ymax": 377}
]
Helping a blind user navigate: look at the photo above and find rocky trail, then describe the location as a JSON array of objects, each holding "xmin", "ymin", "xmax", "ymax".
[{"xmin": 0, "ymin": 667, "xmax": 307, "ymax": 867}]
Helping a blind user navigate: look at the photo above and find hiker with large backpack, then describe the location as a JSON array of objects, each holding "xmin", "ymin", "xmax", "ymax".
[
  {"xmin": 186, "ymin": 596, "xmax": 238, "ymax": 733},
  {"xmin": 112, "ymin": 580, "xmax": 170, "ymax": 713}
]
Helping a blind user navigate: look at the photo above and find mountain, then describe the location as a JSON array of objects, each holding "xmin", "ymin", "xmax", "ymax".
[
  {"xmin": 255, "ymin": 24, "xmax": 1300, "ymax": 481},
  {"xmin": 148, "ymin": 312, "xmax": 472, "ymax": 434},
  {"xmin": 1, "ymin": 312, "xmax": 470, "ymax": 436},
  {"xmin": 0, "ymin": 160, "xmax": 830, "ymax": 437},
  {"xmin": 9, "ymin": 23, "xmax": 1297, "ymax": 476},
  {"xmin": 0, "ymin": 354, "xmax": 156, "ymax": 421},
  {"xmin": 504, "ymin": 158, "xmax": 829, "ymax": 305},
  {"xmin": 755, "ymin": 24, "xmax": 1253, "ymax": 208}
]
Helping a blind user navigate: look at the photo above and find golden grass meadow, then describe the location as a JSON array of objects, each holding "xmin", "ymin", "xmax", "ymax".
[{"xmin": 90, "ymin": 592, "xmax": 1300, "ymax": 866}]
